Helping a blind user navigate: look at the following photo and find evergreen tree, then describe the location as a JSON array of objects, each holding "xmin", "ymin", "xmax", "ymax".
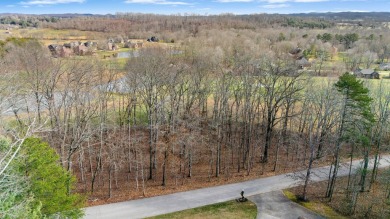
[
  {"xmin": 0, "ymin": 137, "xmax": 42, "ymax": 219},
  {"xmin": 19, "ymin": 138, "xmax": 85, "ymax": 219},
  {"xmin": 326, "ymin": 72, "xmax": 374, "ymax": 200}
]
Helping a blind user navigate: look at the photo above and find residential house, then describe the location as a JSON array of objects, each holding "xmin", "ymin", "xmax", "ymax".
[
  {"xmin": 74, "ymin": 44, "xmax": 88, "ymax": 56},
  {"xmin": 289, "ymin": 47, "xmax": 302, "ymax": 58},
  {"xmin": 147, "ymin": 36, "xmax": 159, "ymax": 42},
  {"xmin": 288, "ymin": 47, "xmax": 311, "ymax": 69},
  {"xmin": 48, "ymin": 44, "xmax": 63, "ymax": 57},
  {"xmin": 296, "ymin": 57, "xmax": 311, "ymax": 69},
  {"xmin": 59, "ymin": 46, "xmax": 72, "ymax": 57},
  {"xmin": 64, "ymin": 41, "xmax": 80, "ymax": 49},
  {"xmin": 354, "ymin": 69, "xmax": 380, "ymax": 79},
  {"xmin": 84, "ymin": 41, "xmax": 97, "ymax": 48},
  {"xmin": 107, "ymin": 42, "xmax": 117, "ymax": 51}
]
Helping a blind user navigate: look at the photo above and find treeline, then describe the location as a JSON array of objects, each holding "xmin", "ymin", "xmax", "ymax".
[
  {"xmin": 289, "ymin": 12, "xmax": 390, "ymax": 23},
  {"xmin": 3, "ymin": 11, "xmax": 390, "ymax": 32},
  {"xmin": 0, "ymin": 15, "xmax": 59, "ymax": 28},
  {"xmin": 40, "ymin": 13, "xmax": 334, "ymax": 36}
]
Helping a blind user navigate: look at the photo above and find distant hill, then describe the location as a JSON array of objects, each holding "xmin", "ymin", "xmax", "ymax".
[
  {"xmin": 1, "ymin": 12, "xmax": 390, "ymax": 21},
  {"xmin": 0, "ymin": 13, "xmax": 109, "ymax": 18},
  {"xmin": 287, "ymin": 12, "xmax": 390, "ymax": 22}
]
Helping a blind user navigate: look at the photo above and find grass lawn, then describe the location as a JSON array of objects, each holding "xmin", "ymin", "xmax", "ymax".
[
  {"xmin": 283, "ymin": 190, "xmax": 347, "ymax": 219},
  {"xmin": 283, "ymin": 190, "xmax": 346, "ymax": 219},
  {"xmin": 378, "ymin": 71, "xmax": 390, "ymax": 79},
  {"xmin": 147, "ymin": 200, "xmax": 257, "ymax": 219}
]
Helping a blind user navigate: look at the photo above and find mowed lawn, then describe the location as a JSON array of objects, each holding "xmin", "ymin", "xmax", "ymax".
[{"xmin": 147, "ymin": 200, "xmax": 257, "ymax": 219}]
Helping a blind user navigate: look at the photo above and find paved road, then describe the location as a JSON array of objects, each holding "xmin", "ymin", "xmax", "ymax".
[
  {"xmin": 249, "ymin": 191, "xmax": 324, "ymax": 219},
  {"xmin": 85, "ymin": 155, "xmax": 390, "ymax": 219}
]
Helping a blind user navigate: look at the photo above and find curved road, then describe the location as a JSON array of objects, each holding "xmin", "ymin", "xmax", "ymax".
[{"xmin": 85, "ymin": 155, "xmax": 390, "ymax": 219}]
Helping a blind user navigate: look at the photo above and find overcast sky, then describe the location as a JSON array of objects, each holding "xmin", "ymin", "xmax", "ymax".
[{"xmin": 1, "ymin": 0, "xmax": 389, "ymax": 15}]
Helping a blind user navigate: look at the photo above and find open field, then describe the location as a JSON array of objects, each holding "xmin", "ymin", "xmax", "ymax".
[
  {"xmin": 378, "ymin": 71, "xmax": 390, "ymax": 79},
  {"xmin": 0, "ymin": 27, "xmax": 103, "ymax": 41}
]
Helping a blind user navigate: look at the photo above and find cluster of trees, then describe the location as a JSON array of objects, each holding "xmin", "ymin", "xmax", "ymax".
[
  {"xmin": 315, "ymin": 32, "xmax": 361, "ymax": 49},
  {"xmin": 316, "ymin": 33, "xmax": 333, "ymax": 43},
  {"xmin": 283, "ymin": 17, "xmax": 333, "ymax": 29},
  {"xmin": 335, "ymin": 33, "xmax": 360, "ymax": 49},
  {"xmin": 0, "ymin": 39, "xmax": 85, "ymax": 218},
  {"xmin": 0, "ymin": 14, "xmax": 390, "ymax": 217}
]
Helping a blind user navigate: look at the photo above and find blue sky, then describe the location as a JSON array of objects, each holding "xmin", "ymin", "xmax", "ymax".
[{"xmin": 1, "ymin": 0, "xmax": 389, "ymax": 15}]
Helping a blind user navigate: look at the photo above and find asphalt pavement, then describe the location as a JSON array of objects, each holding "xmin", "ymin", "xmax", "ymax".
[{"xmin": 249, "ymin": 191, "xmax": 324, "ymax": 219}]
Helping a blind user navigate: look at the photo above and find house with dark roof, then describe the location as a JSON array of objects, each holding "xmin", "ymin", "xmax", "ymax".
[
  {"xmin": 48, "ymin": 44, "xmax": 61, "ymax": 57},
  {"xmin": 296, "ymin": 57, "xmax": 311, "ymax": 69},
  {"xmin": 84, "ymin": 41, "xmax": 97, "ymax": 48},
  {"xmin": 354, "ymin": 69, "xmax": 380, "ymax": 79},
  {"xmin": 289, "ymin": 47, "xmax": 302, "ymax": 56}
]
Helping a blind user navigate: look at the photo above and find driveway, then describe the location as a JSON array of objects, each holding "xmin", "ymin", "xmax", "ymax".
[
  {"xmin": 85, "ymin": 155, "xmax": 390, "ymax": 219},
  {"xmin": 249, "ymin": 191, "xmax": 324, "ymax": 219}
]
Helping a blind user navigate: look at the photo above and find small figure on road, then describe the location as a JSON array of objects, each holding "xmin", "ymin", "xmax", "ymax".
[{"xmin": 236, "ymin": 189, "xmax": 247, "ymax": 202}]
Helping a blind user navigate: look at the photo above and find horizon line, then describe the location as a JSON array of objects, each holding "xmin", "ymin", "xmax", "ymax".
[{"xmin": 1, "ymin": 10, "xmax": 390, "ymax": 16}]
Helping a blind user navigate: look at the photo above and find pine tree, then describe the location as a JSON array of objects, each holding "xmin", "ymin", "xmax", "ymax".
[
  {"xmin": 0, "ymin": 137, "xmax": 42, "ymax": 219},
  {"xmin": 19, "ymin": 137, "xmax": 85, "ymax": 219},
  {"xmin": 326, "ymin": 72, "xmax": 374, "ymax": 200}
]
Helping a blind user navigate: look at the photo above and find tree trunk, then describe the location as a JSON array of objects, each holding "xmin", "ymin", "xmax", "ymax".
[
  {"xmin": 359, "ymin": 151, "xmax": 369, "ymax": 192},
  {"xmin": 162, "ymin": 148, "xmax": 168, "ymax": 186}
]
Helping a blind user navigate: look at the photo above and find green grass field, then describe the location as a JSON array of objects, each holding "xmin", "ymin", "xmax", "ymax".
[{"xmin": 147, "ymin": 200, "xmax": 257, "ymax": 219}]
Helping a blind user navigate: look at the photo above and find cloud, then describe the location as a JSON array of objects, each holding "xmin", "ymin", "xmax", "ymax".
[
  {"xmin": 20, "ymin": 0, "xmax": 84, "ymax": 5},
  {"xmin": 216, "ymin": 0, "xmax": 253, "ymax": 2},
  {"xmin": 261, "ymin": 0, "xmax": 288, "ymax": 2},
  {"xmin": 124, "ymin": 0, "xmax": 191, "ymax": 5},
  {"xmin": 262, "ymin": 3, "xmax": 289, "ymax": 8},
  {"xmin": 294, "ymin": 0, "xmax": 328, "ymax": 2},
  {"xmin": 260, "ymin": 0, "xmax": 328, "ymax": 2}
]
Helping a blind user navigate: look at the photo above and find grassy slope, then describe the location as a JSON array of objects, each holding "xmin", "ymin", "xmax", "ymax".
[
  {"xmin": 283, "ymin": 190, "xmax": 347, "ymax": 219},
  {"xmin": 147, "ymin": 200, "xmax": 257, "ymax": 219}
]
